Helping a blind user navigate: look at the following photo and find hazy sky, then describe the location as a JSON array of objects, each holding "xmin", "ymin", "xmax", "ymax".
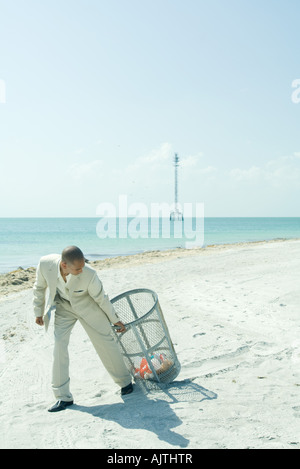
[{"xmin": 1, "ymin": 0, "xmax": 300, "ymax": 217}]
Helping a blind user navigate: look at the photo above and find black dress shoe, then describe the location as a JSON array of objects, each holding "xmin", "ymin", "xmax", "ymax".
[
  {"xmin": 121, "ymin": 383, "xmax": 133, "ymax": 396},
  {"xmin": 48, "ymin": 400, "xmax": 74, "ymax": 412}
]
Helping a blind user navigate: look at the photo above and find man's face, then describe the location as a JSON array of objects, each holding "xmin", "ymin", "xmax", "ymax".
[{"xmin": 63, "ymin": 258, "xmax": 85, "ymax": 275}]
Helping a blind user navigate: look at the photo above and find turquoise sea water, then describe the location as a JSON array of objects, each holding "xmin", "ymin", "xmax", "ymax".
[{"xmin": 0, "ymin": 217, "xmax": 299, "ymax": 273}]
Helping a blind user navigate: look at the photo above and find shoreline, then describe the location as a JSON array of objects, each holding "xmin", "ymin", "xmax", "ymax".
[{"xmin": 0, "ymin": 237, "xmax": 299, "ymax": 298}]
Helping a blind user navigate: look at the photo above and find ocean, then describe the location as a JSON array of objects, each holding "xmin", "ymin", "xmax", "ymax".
[{"xmin": 0, "ymin": 217, "xmax": 299, "ymax": 274}]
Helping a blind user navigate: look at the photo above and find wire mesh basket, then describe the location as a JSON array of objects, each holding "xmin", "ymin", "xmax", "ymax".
[{"xmin": 111, "ymin": 289, "xmax": 181, "ymax": 384}]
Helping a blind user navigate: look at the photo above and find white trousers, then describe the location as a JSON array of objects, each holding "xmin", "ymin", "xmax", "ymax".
[{"xmin": 52, "ymin": 295, "xmax": 131, "ymax": 401}]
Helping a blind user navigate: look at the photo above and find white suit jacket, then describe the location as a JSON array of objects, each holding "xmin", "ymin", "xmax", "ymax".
[{"xmin": 33, "ymin": 254, "xmax": 119, "ymax": 331}]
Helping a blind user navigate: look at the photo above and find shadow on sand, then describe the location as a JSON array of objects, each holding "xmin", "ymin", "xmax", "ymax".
[{"xmin": 72, "ymin": 378, "xmax": 217, "ymax": 448}]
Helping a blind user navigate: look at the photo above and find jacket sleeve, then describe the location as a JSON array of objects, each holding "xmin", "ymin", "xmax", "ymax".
[
  {"xmin": 88, "ymin": 272, "xmax": 119, "ymax": 324},
  {"xmin": 33, "ymin": 261, "xmax": 47, "ymax": 318}
]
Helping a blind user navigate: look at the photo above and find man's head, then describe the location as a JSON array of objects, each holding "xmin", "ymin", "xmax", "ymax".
[{"xmin": 61, "ymin": 246, "xmax": 85, "ymax": 275}]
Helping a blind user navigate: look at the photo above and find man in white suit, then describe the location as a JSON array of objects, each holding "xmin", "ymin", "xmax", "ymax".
[{"xmin": 33, "ymin": 246, "xmax": 133, "ymax": 412}]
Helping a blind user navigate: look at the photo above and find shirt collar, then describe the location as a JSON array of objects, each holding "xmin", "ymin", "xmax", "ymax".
[
  {"xmin": 57, "ymin": 260, "xmax": 62, "ymax": 279},
  {"xmin": 57, "ymin": 259, "xmax": 70, "ymax": 281}
]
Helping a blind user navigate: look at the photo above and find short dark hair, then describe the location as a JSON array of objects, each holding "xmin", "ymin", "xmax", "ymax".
[{"xmin": 61, "ymin": 246, "xmax": 84, "ymax": 264}]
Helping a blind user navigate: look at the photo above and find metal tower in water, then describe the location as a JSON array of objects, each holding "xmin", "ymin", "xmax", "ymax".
[{"xmin": 170, "ymin": 153, "xmax": 183, "ymax": 220}]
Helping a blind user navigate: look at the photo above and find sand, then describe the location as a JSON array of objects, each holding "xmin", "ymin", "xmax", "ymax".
[{"xmin": 0, "ymin": 239, "xmax": 300, "ymax": 449}]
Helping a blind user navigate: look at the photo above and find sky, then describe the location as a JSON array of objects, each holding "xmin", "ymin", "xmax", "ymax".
[{"xmin": 0, "ymin": 0, "xmax": 300, "ymax": 217}]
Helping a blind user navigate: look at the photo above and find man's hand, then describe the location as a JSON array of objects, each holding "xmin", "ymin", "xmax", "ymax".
[
  {"xmin": 35, "ymin": 316, "xmax": 44, "ymax": 326},
  {"xmin": 114, "ymin": 321, "xmax": 126, "ymax": 333}
]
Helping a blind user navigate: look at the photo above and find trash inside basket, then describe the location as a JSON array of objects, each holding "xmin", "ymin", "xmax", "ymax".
[{"xmin": 111, "ymin": 289, "xmax": 181, "ymax": 384}]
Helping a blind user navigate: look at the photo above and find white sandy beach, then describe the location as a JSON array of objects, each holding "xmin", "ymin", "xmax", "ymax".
[{"xmin": 0, "ymin": 239, "xmax": 300, "ymax": 449}]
